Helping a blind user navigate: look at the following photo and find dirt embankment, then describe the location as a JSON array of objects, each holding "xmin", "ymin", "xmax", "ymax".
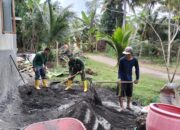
[
  {"xmin": 0, "ymin": 81, "xmax": 144, "ymax": 130},
  {"xmin": 18, "ymin": 83, "xmax": 138, "ymax": 130}
]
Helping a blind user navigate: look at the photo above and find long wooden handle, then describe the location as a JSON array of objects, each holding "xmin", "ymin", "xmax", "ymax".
[
  {"xmin": 62, "ymin": 72, "xmax": 80, "ymax": 83},
  {"xmin": 93, "ymin": 81, "xmax": 133, "ymax": 84},
  {"xmin": 10, "ymin": 55, "xmax": 25, "ymax": 84}
]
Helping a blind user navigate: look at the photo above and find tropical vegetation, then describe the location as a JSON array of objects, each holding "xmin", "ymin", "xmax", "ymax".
[{"xmin": 14, "ymin": 0, "xmax": 180, "ymax": 107}]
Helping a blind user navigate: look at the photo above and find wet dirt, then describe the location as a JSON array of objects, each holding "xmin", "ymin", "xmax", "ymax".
[{"xmin": 0, "ymin": 82, "xmax": 140, "ymax": 130}]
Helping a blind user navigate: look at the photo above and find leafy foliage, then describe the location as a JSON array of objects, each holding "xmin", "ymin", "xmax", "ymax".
[
  {"xmin": 100, "ymin": 0, "xmax": 123, "ymax": 35},
  {"xmin": 16, "ymin": 0, "xmax": 45, "ymax": 51},
  {"xmin": 72, "ymin": 10, "xmax": 98, "ymax": 52},
  {"xmin": 15, "ymin": 0, "xmax": 74, "ymax": 51},
  {"xmin": 96, "ymin": 24, "xmax": 134, "ymax": 65}
]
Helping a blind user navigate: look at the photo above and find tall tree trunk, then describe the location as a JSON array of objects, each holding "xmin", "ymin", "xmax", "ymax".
[
  {"xmin": 139, "ymin": 44, "xmax": 143, "ymax": 59},
  {"xmin": 139, "ymin": 24, "xmax": 147, "ymax": 59},
  {"xmin": 56, "ymin": 41, "xmax": 59, "ymax": 67},
  {"xmin": 167, "ymin": 8, "xmax": 171, "ymax": 66},
  {"xmin": 95, "ymin": 41, "xmax": 98, "ymax": 52},
  {"xmin": 48, "ymin": 0, "xmax": 53, "ymax": 41},
  {"xmin": 89, "ymin": 34, "xmax": 93, "ymax": 52},
  {"xmin": 122, "ymin": 0, "xmax": 126, "ymax": 27},
  {"xmin": 23, "ymin": 38, "xmax": 25, "ymax": 52}
]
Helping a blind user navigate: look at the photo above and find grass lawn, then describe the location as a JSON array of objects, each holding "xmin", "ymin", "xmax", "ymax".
[{"xmin": 85, "ymin": 58, "xmax": 167, "ymax": 106}]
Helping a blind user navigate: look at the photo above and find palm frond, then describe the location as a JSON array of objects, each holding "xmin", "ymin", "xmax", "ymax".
[
  {"xmin": 81, "ymin": 11, "xmax": 91, "ymax": 25},
  {"xmin": 96, "ymin": 25, "xmax": 133, "ymax": 65},
  {"xmin": 112, "ymin": 27, "xmax": 123, "ymax": 44},
  {"xmin": 96, "ymin": 32, "xmax": 116, "ymax": 51}
]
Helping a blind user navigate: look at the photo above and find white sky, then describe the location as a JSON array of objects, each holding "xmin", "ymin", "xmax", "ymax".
[
  {"xmin": 40, "ymin": 1, "xmax": 167, "ymax": 19},
  {"xmin": 60, "ymin": 0, "xmax": 87, "ymax": 15},
  {"xmin": 41, "ymin": 0, "xmax": 87, "ymax": 16}
]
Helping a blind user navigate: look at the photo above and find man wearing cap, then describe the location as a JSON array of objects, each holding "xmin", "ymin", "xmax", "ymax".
[{"xmin": 118, "ymin": 46, "xmax": 139, "ymax": 110}]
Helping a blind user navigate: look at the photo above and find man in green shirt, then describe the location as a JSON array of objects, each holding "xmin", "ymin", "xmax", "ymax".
[
  {"xmin": 65, "ymin": 56, "xmax": 88, "ymax": 92},
  {"xmin": 33, "ymin": 48, "xmax": 50, "ymax": 90}
]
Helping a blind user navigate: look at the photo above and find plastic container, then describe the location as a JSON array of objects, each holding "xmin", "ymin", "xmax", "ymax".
[
  {"xmin": 146, "ymin": 103, "xmax": 180, "ymax": 130},
  {"xmin": 25, "ymin": 117, "xmax": 86, "ymax": 130}
]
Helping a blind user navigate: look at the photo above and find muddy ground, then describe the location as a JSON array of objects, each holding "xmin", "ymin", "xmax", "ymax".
[{"xmin": 0, "ymin": 80, "xmax": 143, "ymax": 130}]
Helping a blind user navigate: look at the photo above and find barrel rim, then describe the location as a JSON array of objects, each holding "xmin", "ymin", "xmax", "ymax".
[
  {"xmin": 150, "ymin": 103, "xmax": 180, "ymax": 118},
  {"xmin": 25, "ymin": 117, "xmax": 87, "ymax": 130}
]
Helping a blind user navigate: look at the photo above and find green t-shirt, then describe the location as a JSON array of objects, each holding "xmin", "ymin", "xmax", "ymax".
[
  {"xmin": 33, "ymin": 51, "xmax": 47, "ymax": 68},
  {"xmin": 68, "ymin": 58, "xmax": 84, "ymax": 74}
]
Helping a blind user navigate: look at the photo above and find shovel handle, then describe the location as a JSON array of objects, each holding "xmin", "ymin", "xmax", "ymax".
[
  {"xmin": 119, "ymin": 81, "xmax": 134, "ymax": 84},
  {"xmin": 93, "ymin": 81, "xmax": 133, "ymax": 84},
  {"xmin": 10, "ymin": 55, "xmax": 26, "ymax": 84},
  {"xmin": 61, "ymin": 72, "xmax": 81, "ymax": 83}
]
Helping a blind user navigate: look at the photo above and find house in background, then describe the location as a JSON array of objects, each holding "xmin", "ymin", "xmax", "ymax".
[
  {"xmin": 0, "ymin": 0, "xmax": 16, "ymax": 52},
  {"xmin": 0, "ymin": 0, "xmax": 19, "ymax": 105}
]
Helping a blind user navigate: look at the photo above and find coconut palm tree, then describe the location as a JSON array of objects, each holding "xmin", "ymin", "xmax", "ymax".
[
  {"xmin": 96, "ymin": 24, "xmax": 134, "ymax": 65},
  {"xmin": 44, "ymin": 0, "xmax": 74, "ymax": 45},
  {"xmin": 16, "ymin": 0, "xmax": 45, "ymax": 51},
  {"xmin": 42, "ymin": 0, "xmax": 74, "ymax": 65},
  {"xmin": 100, "ymin": 0, "xmax": 123, "ymax": 34}
]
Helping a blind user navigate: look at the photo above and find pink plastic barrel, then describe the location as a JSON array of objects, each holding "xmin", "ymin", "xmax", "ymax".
[
  {"xmin": 25, "ymin": 117, "xmax": 86, "ymax": 130},
  {"xmin": 146, "ymin": 103, "xmax": 180, "ymax": 130}
]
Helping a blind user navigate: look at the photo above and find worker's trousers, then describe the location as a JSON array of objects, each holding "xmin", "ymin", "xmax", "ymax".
[{"xmin": 35, "ymin": 66, "xmax": 46, "ymax": 80}]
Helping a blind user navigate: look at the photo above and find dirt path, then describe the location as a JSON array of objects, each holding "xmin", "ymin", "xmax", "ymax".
[{"xmin": 87, "ymin": 54, "xmax": 180, "ymax": 81}]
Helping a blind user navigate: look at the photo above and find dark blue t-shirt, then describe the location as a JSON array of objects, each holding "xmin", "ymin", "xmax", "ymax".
[{"xmin": 118, "ymin": 56, "xmax": 139, "ymax": 81}]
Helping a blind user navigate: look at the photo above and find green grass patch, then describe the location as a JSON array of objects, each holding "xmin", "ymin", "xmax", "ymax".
[
  {"xmin": 133, "ymin": 74, "xmax": 166, "ymax": 105},
  {"xmin": 86, "ymin": 59, "xmax": 117, "ymax": 82}
]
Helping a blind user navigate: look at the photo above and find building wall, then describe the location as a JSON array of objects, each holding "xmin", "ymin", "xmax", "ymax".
[
  {"xmin": 0, "ymin": 17, "xmax": 1, "ymax": 34},
  {"xmin": 0, "ymin": 1, "xmax": 19, "ymax": 105},
  {"xmin": 0, "ymin": 0, "xmax": 17, "ymax": 53},
  {"xmin": 0, "ymin": 50, "xmax": 19, "ymax": 104},
  {"xmin": 0, "ymin": 0, "xmax": 2, "ymax": 34},
  {"xmin": 0, "ymin": 34, "xmax": 17, "ymax": 52},
  {"xmin": 0, "ymin": 19, "xmax": 1, "ymax": 34}
]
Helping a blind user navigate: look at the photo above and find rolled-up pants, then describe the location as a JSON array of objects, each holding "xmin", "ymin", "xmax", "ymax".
[{"xmin": 35, "ymin": 67, "xmax": 46, "ymax": 80}]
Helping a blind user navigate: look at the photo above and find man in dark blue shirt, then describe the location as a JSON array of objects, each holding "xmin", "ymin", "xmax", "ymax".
[{"xmin": 118, "ymin": 46, "xmax": 139, "ymax": 110}]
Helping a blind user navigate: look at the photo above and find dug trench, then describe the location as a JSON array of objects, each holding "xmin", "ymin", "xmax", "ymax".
[{"xmin": 0, "ymin": 81, "xmax": 145, "ymax": 130}]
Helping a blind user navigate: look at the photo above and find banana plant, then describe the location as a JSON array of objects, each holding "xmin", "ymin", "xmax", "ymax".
[
  {"xmin": 74, "ymin": 10, "xmax": 98, "ymax": 52},
  {"xmin": 96, "ymin": 24, "xmax": 134, "ymax": 65},
  {"xmin": 45, "ymin": 0, "xmax": 74, "ymax": 44}
]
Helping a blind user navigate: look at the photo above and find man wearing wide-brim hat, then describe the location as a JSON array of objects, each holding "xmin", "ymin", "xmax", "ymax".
[{"xmin": 118, "ymin": 46, "xmax": 140, "ymax": 110}]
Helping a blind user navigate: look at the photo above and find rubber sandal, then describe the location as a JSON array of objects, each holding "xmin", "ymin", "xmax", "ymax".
[{"xmin": 126, "ymin": 107, "xmax": 133, "ymax": 111}]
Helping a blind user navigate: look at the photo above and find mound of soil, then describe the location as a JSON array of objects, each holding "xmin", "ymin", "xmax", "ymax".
[
  {"xmin": 18, "ymin": 83, "xmax": 138, "ymax": 130},
  {"xmin": 0, "ymin": 82, "xmax": 141, "ymax": 130}
]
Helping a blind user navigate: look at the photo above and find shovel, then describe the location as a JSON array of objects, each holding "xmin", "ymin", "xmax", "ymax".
[
  {"xmin": 10, "ymin": 55, "xmax": 26, "ymax": 84},
  {"xmin": 49, "ymin": 72, "xmax": 81, "ymax": 86}
]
